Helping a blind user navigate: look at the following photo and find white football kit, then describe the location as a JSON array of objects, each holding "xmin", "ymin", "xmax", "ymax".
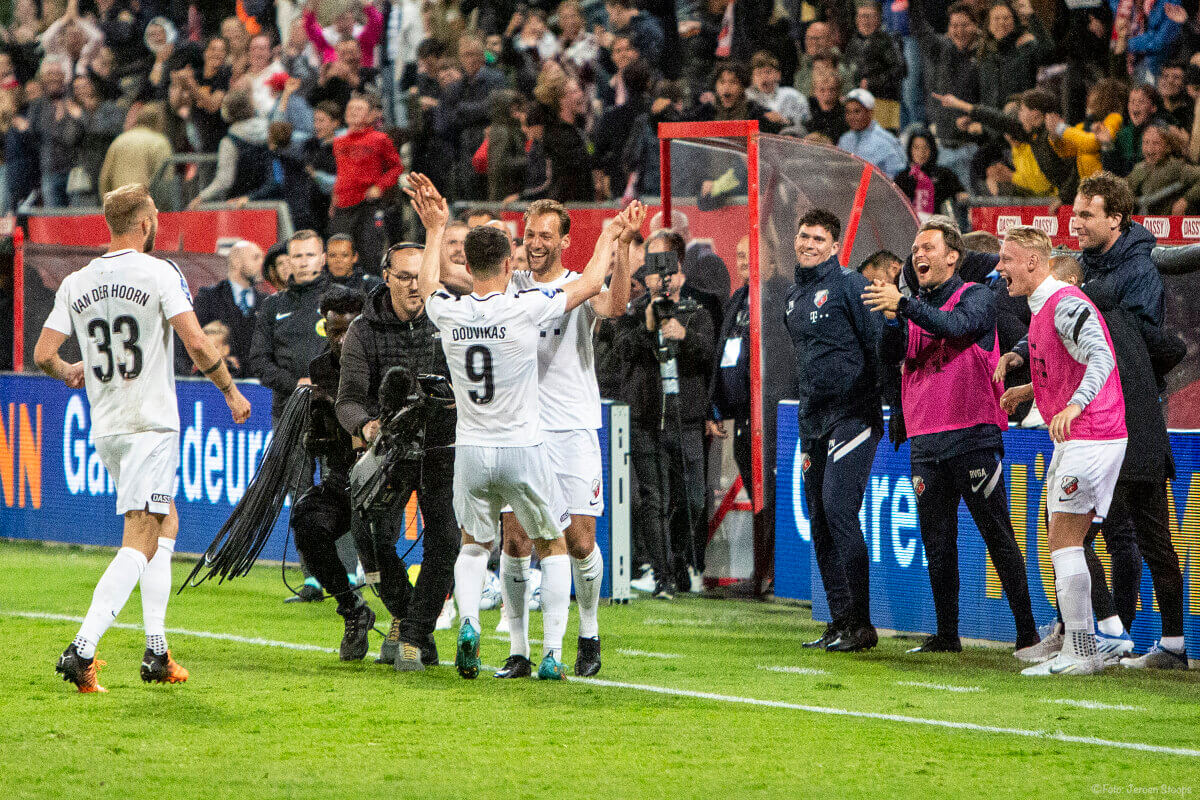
[
  {"xmin": 511, "ymin": 270, "xmax": 604, "ymax": 516},
  {"xmin": 44, "ymin": 249, "xmax": 193, "ymax": 514},
  {"xmin": 425, "ymin": 286, "xmax": 570, "ymax": 542}
]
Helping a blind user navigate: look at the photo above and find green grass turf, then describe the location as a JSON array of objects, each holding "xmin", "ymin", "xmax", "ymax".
[{"xmin": 2, "ymin": 539, "xmax": 1199, "ymax": 800}]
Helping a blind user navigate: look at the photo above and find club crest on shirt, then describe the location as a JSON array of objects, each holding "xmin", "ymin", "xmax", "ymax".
[
  {"xmin": 591, "ymin": 479, "xmax": 602, "ymax": 504},
  {"xmin": 801, "ymin": 453, "xmax": 811, "ymax": 474},
  {"xmin": 814, "ymin": 289, "xmax": 829, "ymax": 308},
  {"xmin": 1061, "ymin": 476, "xmax": 1079, "ymax": 496},
  {"xmin": 912, "ymin": 476, "xmax": 925, "ymax": 496}
]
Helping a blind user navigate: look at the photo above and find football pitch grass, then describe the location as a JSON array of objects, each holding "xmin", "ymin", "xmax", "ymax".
[{"xmin": 2, "ymin": 539, "xmax": 1198, "ymax": 799}]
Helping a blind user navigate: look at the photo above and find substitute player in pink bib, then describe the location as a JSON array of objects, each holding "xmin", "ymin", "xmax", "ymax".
[{"xmin": 996, "ymin": 226, "xmax": 1127, "ymax": 677}]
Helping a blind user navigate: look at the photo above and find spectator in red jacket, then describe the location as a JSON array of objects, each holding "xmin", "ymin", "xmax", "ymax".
[{"xmin": 331, "ymin": 92, "xmax": 402, "ymax": 274}]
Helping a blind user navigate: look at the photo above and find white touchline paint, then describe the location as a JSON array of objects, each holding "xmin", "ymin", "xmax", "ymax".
[
  {"xmin": 896, "ymin": 681, "xmax": 984, "ymax": 693},
  {"xmin": 9, "ymin": 610, "xmax": 1193, "ymax": 759},
  {"xmin": 490, "ymin": 635, "xmax": 542, "ymax": 644},
  {"xmin": 642, "ymin": 618, "xmax": 716, "ymax": 627},
  {"xmin": 757, "ymin": 665, "xmax": 830, "ymax": 676},
  {"xmin": 616, "ymin": 649, "xmax": 683, "ymax": 659},
  {"xmin": 1044, "ymin": 699, "xmax": 1146, "ymax": 712}
]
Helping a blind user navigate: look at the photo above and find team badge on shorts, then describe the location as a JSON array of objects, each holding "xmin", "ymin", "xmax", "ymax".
[
  {"xmin": 1061, "ymin": 476, "xmax": 1079, "ymax": 496},
  {"xmin": 590, "ymin": 479, "xmax": 602, "ymax": 506},
  {"xmin": 801, "ymin": 454, "xmax": 811, "ymax": 474},
  {"xmin": 912, "ymin": 476, "xmax": 925, "ymax": 496},
  {"xmin": 814, "ymin": 289, "xmax": 829, "ymax": 308}
]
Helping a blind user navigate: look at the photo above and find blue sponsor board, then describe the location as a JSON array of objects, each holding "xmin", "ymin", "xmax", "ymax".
[{"xmin": 774, "ymin": 401, "xmax": 1200, "ymax": 659}]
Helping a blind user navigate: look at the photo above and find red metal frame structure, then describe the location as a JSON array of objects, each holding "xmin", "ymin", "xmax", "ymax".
[
  {"xmin": 12, "ymin": 226, "xmax": 23, "ymax": 372},
  {"xmin": 658, "ymin": 120, "xmax": 765, "ymax": 512}
]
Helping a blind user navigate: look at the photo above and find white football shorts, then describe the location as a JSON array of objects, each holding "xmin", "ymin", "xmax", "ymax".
[
  {"xmin": 1045, "ymin": 438, "xmax": 1127, "ymax": 522},
  {"xmin": 544, "ymin": 428, "xmax": 604, "ymax": 517},
  {"xmin": 94, "ymin": 429, "xmax": 179, "ymax": 516},
  {"xmin": 453, "ymin": 444, "xmax": 569, "ymax": 544}
]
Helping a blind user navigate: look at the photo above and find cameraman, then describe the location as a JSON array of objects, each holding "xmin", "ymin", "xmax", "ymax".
[
  {"xmin": 290, "ymin": 286, "xmax": 377, "ymax": 660},
  {"xmin": 615, "ymin": 230, "xmax": 715, "ymax": 598},
  {"xmin": 336, "ymin": 243, "xmax": 458, "ymax": 673}
]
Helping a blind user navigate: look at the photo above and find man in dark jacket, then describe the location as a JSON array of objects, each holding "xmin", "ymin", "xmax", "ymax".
[
  {"xmin": 435, "ymin": 31, "xmax": 507, "ymax": 201},
  {"xmin": 326, "ymin": 233, "xmax": 384, "ymax": 292},
  {"xmin": 784, "ymin": 208, "xmax": 882, "ymax": 652},
  {"xmin": 335, "ymin": 244, "xmax": 459, "ymax": 672},
  {"xmin": 843, "ymin": 1, "xmax": 906, "ymax": 112},
  {"xmin": 187, "ymin": 241, "xmax": 266, "ymax": 378},
  {"xmin": 614, "ymin": 230, "xmax": 715, "ymax": 598},
  {"xmin": 250, "ymin": 230, "xmax": 333, "ymax": 422}
]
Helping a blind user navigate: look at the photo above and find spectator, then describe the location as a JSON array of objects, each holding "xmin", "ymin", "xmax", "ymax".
[
  {"xmin": 592, "ymin": 58, "xmax": 656, "ymax": 201},
  {"xmin": 892, "ymin": 130, "xmax": 967, "ymax": 219},
  {"xmin": 228, "ymin": 121, "xmax": 320, "ymax": 232},
  {"xmin": 1157, "ymin": 60, "xmax": 1193, "ymax": 128},
  {"xmin": 380, "ymin": 0, "xmax": 426, "ymax": 126},
  {"xmin": 325, "ymin": 232, "xmax": 384, "ymax": 293},
  {"xmin": 330, "ymin": 92, "xmax": 402, "ymax": 274},
  {"xmin": 858, "ymin": 249, "xmax": 903, "ymax": 285},
  {"xmin": 462, "ymin": 207, "xmax": 498, "ymax": 227},
  {"xmin": 689, "ymin": 60, "xmax": 782, "ymax": 131},
  {"xmin": 520, "ymin": 69, "xmax": 592, "ymax": 201},
  {"xmin": 305, "ymin": 100, "xmax": 341, "ymax": 226},
  {"xmin": 746, "ymin": 51, "xmax": 808, "ymax": 131},
  {"xmin": 602, "ymin": 0, "xmax": 664, "ymax": 68},
  {"xmin": 177, "ymin": 36, "xmax": 233, "ymax": 155},
  {"xmin": 1047, "ymin": 78, "xmax": 1127, "ymax": 182},
  {"xmin": 241, "ymin": 32, "xmax": 284, "ymax": 116},
  {"xmin": 1125, "ymin": 123, "xmax": 1200, "ymax": 214},
  {"xmin": 191, "ymin": 240, "xmax": 266, "ymax": 379},
  {"xmin": 436, "ymin": 31, "xmax": 506, "ymax": 200},
  {"xmin": 303, "ymin": 0, "xmax": 385, "ymax": 68},
  {"xmin": 1100, "ymin": 83, "xmax": 1172, "ymax": 176},
  {"xmin": 502, "ymin": 8, "xmax": 560, "ymax": 96},
  {"xmin": 806, "ymin": 68, "xmax": 848, "ymax": 143},
  {"xmin": 837, "ymin": 88, "xmax": 906, "ymax": 177},
  {"xmin": 220, "ymin": 16, "xmax": 253, "ymax": 82},
  {"xmin": 843, "ymin": 0, "xmax": 905, "ymax": 131},
  {"xmin": 26, "ymin": 58, "xmax": 74, "ymax": 206},
  {"xmin": 98, "ymin": 103, "xmax": 173, "ymax": 201},
  {"xmin": 60, "ymin": 74, "xmax": 121, "ymax": 207},
  {"xmin": 39, "ymin": 0, "xmax": 103, "ymax": 78},
  {"xmin": 794, "ymin": 21, "xmax": 850, "ymax": 97},
  {"xmin": 596, "ymin": 33, "xmax": 644, "ymax": 108},
  {"xmin": 191, "ymin": 88, "xmax": 272, "ymax": 207},
  {"xmin": 484, "ymin": 88, "xmax": 527, "ymax": 202},
  {"xmin": 557, "ymin": 0, "xmax": 601, "ymax": 76},
  {"xmin": 976, "ymin": 0, "xmax": 1040, "ymax": 110},
  {"xmin": 1115, "ymin": 0, "xmax": 1183, "ymax": 84},
  {"xmin": 1055, "ymin": 0, "xmax": 1114, "ymax": 121},
  {"xmin": 263, "ymin": 243, "xmax": 293, "ymax": 292},
  {"xmin": 265, "ymin": 73, "xmax": 315, "ymax": 142}
]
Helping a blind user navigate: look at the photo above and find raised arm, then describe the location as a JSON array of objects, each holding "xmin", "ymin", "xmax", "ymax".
[
  {"xmin": 562, "ymin": 219, "xmax": 622, "ymax": 312},
  {"xmin": 591, "ymin": 200, "xmax": 646, "ymax": 318},
  {"xmin": 405, "ymin": 173, "xmax": 449, "ymax": 300}
]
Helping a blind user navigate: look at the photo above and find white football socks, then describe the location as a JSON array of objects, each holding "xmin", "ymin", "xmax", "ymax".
[
  {"xmin": 571, "ymin": 545, "xmax": 603, "ymax": 640},
  {"xmin": 74, "ymin": 547, "xmax": 148, "ymax": 659},
  {"xmin": 539, "ymin": 554, "xmax": 570, "ymax": 659},
  {"xmin": 141, "ymin": 537, "xmax": 175, "ymax": 656},
  {"xmin": 1051, "ymin": 546, "xmax": 1097, "ymax": 659},
  {"xmin": 500, "ymin": 552, "xmax": 532, "ymax": 659},
  {"xmin": 1160, "ymin": 636, "xmax": 1186, "ymax": 651},
  {"xmin": 1097, "ymin": 615, "xmax": 1125, "ymax": 637},
  {"xmin": 453, "ymin": 543, "xmax": 490, "ymax": 631}
]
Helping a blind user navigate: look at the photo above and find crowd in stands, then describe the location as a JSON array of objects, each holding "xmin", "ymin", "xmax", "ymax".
[{"xmin": 0, "ymin": 0, "xmax": 1198, "ymax": 223}]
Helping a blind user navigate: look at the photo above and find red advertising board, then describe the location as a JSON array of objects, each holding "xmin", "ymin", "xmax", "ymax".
[
  {"xmin": 968, "ymin": 205, "xmax": 1197, "ymax": 246},
  {"xmin": 26, "ymin": 208, "xmax": 280, "ymax": 252}
]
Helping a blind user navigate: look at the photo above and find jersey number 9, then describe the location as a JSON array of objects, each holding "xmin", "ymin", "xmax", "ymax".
[{"xmin": 465, "ymin": 345, "xmax": 494, "ymax": 405}]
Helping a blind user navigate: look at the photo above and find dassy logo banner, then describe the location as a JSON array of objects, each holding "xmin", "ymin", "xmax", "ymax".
[
  {"xmin": 774, "ymin": 402, "xmax": 1200, "ymax": 659},
  {"xmin": 0, "ymin": 374, "xmax": 423, "ymax": 564}
]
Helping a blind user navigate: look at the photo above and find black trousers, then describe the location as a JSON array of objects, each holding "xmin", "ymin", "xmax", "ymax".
[
  {"xmin": 1086, "ymin": 479, "xmax": 1185, "ymax": 638},
  {"xmin": 330, "ymin": 199, "xmax": 386, "ymax": 277},
  {"xmin": 291, "ymin": 483, "xmax": 362, "ymax": 612},
  {"xmin": 732, "ymin": 417, "xmax": 776, "ymax": 587},
  {"xmin": 804, "ymin": 420, "xmax": 880, "ymax": 629},
  {"xmin": 631, "ymin": 422, "xmax": 706, "ymax": 589},
  {"xmin": 911, "ymin": 448, "xmax": 1037, "ymax": 642}
]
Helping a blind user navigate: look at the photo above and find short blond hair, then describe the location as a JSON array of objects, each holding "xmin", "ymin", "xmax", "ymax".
[
  {"xmin": 1003, "ymin": 225, "xmax": 1052, "ymax": 261},
  {"xmin": 103, "ymin": 184, "xmax": 153, "ymax": 236}
]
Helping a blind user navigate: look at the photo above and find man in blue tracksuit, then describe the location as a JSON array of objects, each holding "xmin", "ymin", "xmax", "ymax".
[{"xmin": 784, "ymin": 208, "xmax": 883, "ymax": 652}]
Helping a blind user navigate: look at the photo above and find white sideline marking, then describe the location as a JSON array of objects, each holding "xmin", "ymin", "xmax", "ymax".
[
  {"xmin": 757, "ymin": 665, "xmax": 830, "ymax": 676},
  {"xmin": 897, "ymin": 681, "xmax": 984, "ymax": 693},
  {"xmin": 489, "ymin": 636, "xmax": 542, "ymax": 645},
  {"xmin": 9, "ymin": 610, "xmax": 1195, "ymax": 759},
  {"xmin": 643, "ymin": 617, "xmax": 715, "ymax": 627},
  {"xmin": 1044, "ymin": 698, "xmax": 1146, "ymax": 712},
  {"xmin": 616, "ymin": 649, "xmax": 683, "ymax": 659}
]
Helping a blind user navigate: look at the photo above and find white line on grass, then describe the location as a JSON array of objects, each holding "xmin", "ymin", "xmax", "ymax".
[
  {"xmin": 896, "ymin": 681, "xmax": 984, "ymax": 693},
  {"xmin": 642, "ymin": 618, "xmax": 716, "ymax": 627},
  {"xmin": 616, "ymin": 649, "xmax": 683, "ymax": 659},
  {"xmin": 1044, "ymin": 698, "xmax": 1146, "ymax": 712},
  {"xmin": 757, "ymin": 665, "xmax": 830, "ymax": 676},
  {"xmin": 8, "ymin": 610, "xmax": 1194, "ymax": 759}
]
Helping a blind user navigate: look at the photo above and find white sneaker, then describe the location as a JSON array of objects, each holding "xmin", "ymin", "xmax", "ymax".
[
  {"xmin": 1096, "ymin": 630, "xmax": 1135, "ymax": 665},
  {"xmin": 496, "ymin": 613, "xmax": 510, "ymax": 634},
  {"xmin": 630, "ymin": 569, "xmax": 657, "ymax": 593},
  {"xmin": 1121, "ymin": 641, "xmax": 1190, "ymax": 670},
  {"xmin": 1015, "ymin": 621, "xmax": 1063, "ymax": 662},
  {"xmin": 435, "ymin": 596, "xmax": 456, "ymax": 631},
  {"xmin": 1021, "ymin": 650, "xmax": 1106, "ymax": 676}
]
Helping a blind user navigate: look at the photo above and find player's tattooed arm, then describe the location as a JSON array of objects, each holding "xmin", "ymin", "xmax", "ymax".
[
  {"xmin": 593, "ymin": 200, "xmax": 646, "ymax": 318},
  {"xmin": 33, "ymin": 328, "xmax": 84, "ymax": 389},
  {"xmin": 405, "ymin": 172, "xmax": 449, "ymax": 300}
]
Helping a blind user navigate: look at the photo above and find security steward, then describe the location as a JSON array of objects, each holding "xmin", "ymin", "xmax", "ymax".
[
  {"xmin": 863, "ymin": 217, "xmax": 1039, "ymax": 653},
  {"xmin": 336, "ymin": 242, "xmax": 459, "ymax": 673},
  {"xmin": 784, "ymin": 208, "xmax": 882, "ymax": 653}
]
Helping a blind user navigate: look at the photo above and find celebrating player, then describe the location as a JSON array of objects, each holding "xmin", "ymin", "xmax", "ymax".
[
  {"xmin": 406, "ymin": 173, "xmax": 612, "ymax": 680},
  {"xmin": 494, "ymin": 199, "xmax": 644, "ymax": 680},
  {"xmin": 35, "ymin": 184, "xmax": 251, "ymax": 692},
  {"xmin": 996, "ymin": 226, "xmax": 1127, "ymax": 677}
]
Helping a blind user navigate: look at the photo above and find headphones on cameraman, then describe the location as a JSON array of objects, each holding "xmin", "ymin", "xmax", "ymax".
[{"xmin": 380, "ymin": 241, "xmax": 426, "ymax": 271}]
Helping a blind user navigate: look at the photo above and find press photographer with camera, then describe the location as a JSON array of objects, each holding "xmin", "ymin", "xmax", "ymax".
[
  {"xmin": 614, "ymin": 230, "xmax": 715, "ymax": 598},
  {"xmin": 335, "ymin": 242, "xmax": 459, "ymax": 673}
]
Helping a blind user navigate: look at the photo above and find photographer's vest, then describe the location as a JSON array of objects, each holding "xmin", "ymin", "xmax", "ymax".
[{"xmin": 901, "ymin": 282, "xmax": 1008, "ymax": 437}]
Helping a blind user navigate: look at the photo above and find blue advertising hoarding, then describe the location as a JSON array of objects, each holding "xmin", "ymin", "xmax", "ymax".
[{"xmin": 774, "ymin": 401, "xmax": 1200, "ymax": 659}]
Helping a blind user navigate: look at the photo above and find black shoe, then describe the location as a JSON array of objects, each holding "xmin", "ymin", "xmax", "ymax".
[
  {"xmin": 651, "ymin": 581, "xmax": 675, "ymax": 600},
  {"xmin": 906, "ymin": 634, "xmax": 962, "ymax": 654},
  {"xmin": 420, "ymin": 633, "xmax": 439, "ymax": 666},
  {"xmin": 1015, "ymin": 630, "xmax": 1041, "ymax": 651},
  {"xmin": 826, "ymin": 626, "xmax": 878, "ymax": 652},
  {"xmin": 56, "ymin": 643, "xmax": 105, "ymax": 693},
  {"xmin": 339, "ymin": 604, "xmax": 375, "ymax": 661},
  {"xmin": 493, "ymin": 654, "xmax": 533, "ymax": 678},
  {"xmin": 285, "ymin": 583, "xmax": 324, "ymax": 603},
  {"xmin": 575, "ymin": 636, "xmax": 601, "ymax": 677},
  {"xmin": 803, "ymin": 623, "xmax": 842, "ymax": 649}
]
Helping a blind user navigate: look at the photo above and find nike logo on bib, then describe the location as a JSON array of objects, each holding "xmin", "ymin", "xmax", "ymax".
[{"xmin": 276, "ymin": 312, "xmax": 293, "ymax": 320}]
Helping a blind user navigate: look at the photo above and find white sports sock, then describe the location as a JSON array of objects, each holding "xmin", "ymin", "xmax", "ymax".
[
  {"xmin": 1097, "ymin": 615, "xmax": 1124, "ymax": 637},
  {"xmin": 1051, "ymin": 546, "xmax": 1096, "ymax": 658},
  {"xmin": 539, "ymin": 554, "xmax": 570, "ymax": 659},
  {"xmin": 141, "ymin": 537, "xmax": 175, "ymax": 655},
  {"xmin": 1160, "ymin": 636, "xmax": 1186, "ymax": 651},
  {"xmin": 75, "ymin": 547, "xmax": 148, "ymax": 659},
  {"xmin": 500, "ymin": 553, "xmax": 531, "ymax": 658},
  {"xmin": 571, "ymin": 545, "xmax": 603, "ymax": 640},
  {"xmin": 453, "ymin": 544, "xmax": 490, "ymax": 631}
]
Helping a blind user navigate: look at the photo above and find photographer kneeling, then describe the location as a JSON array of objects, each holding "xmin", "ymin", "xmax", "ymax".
[
  {"xmin": 336, "ymin": 243, "xmax": 459, "ymax": 672},
  {"xmin": 615, "ymin": 230, "xmax": 715, "ymax": 598}
]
